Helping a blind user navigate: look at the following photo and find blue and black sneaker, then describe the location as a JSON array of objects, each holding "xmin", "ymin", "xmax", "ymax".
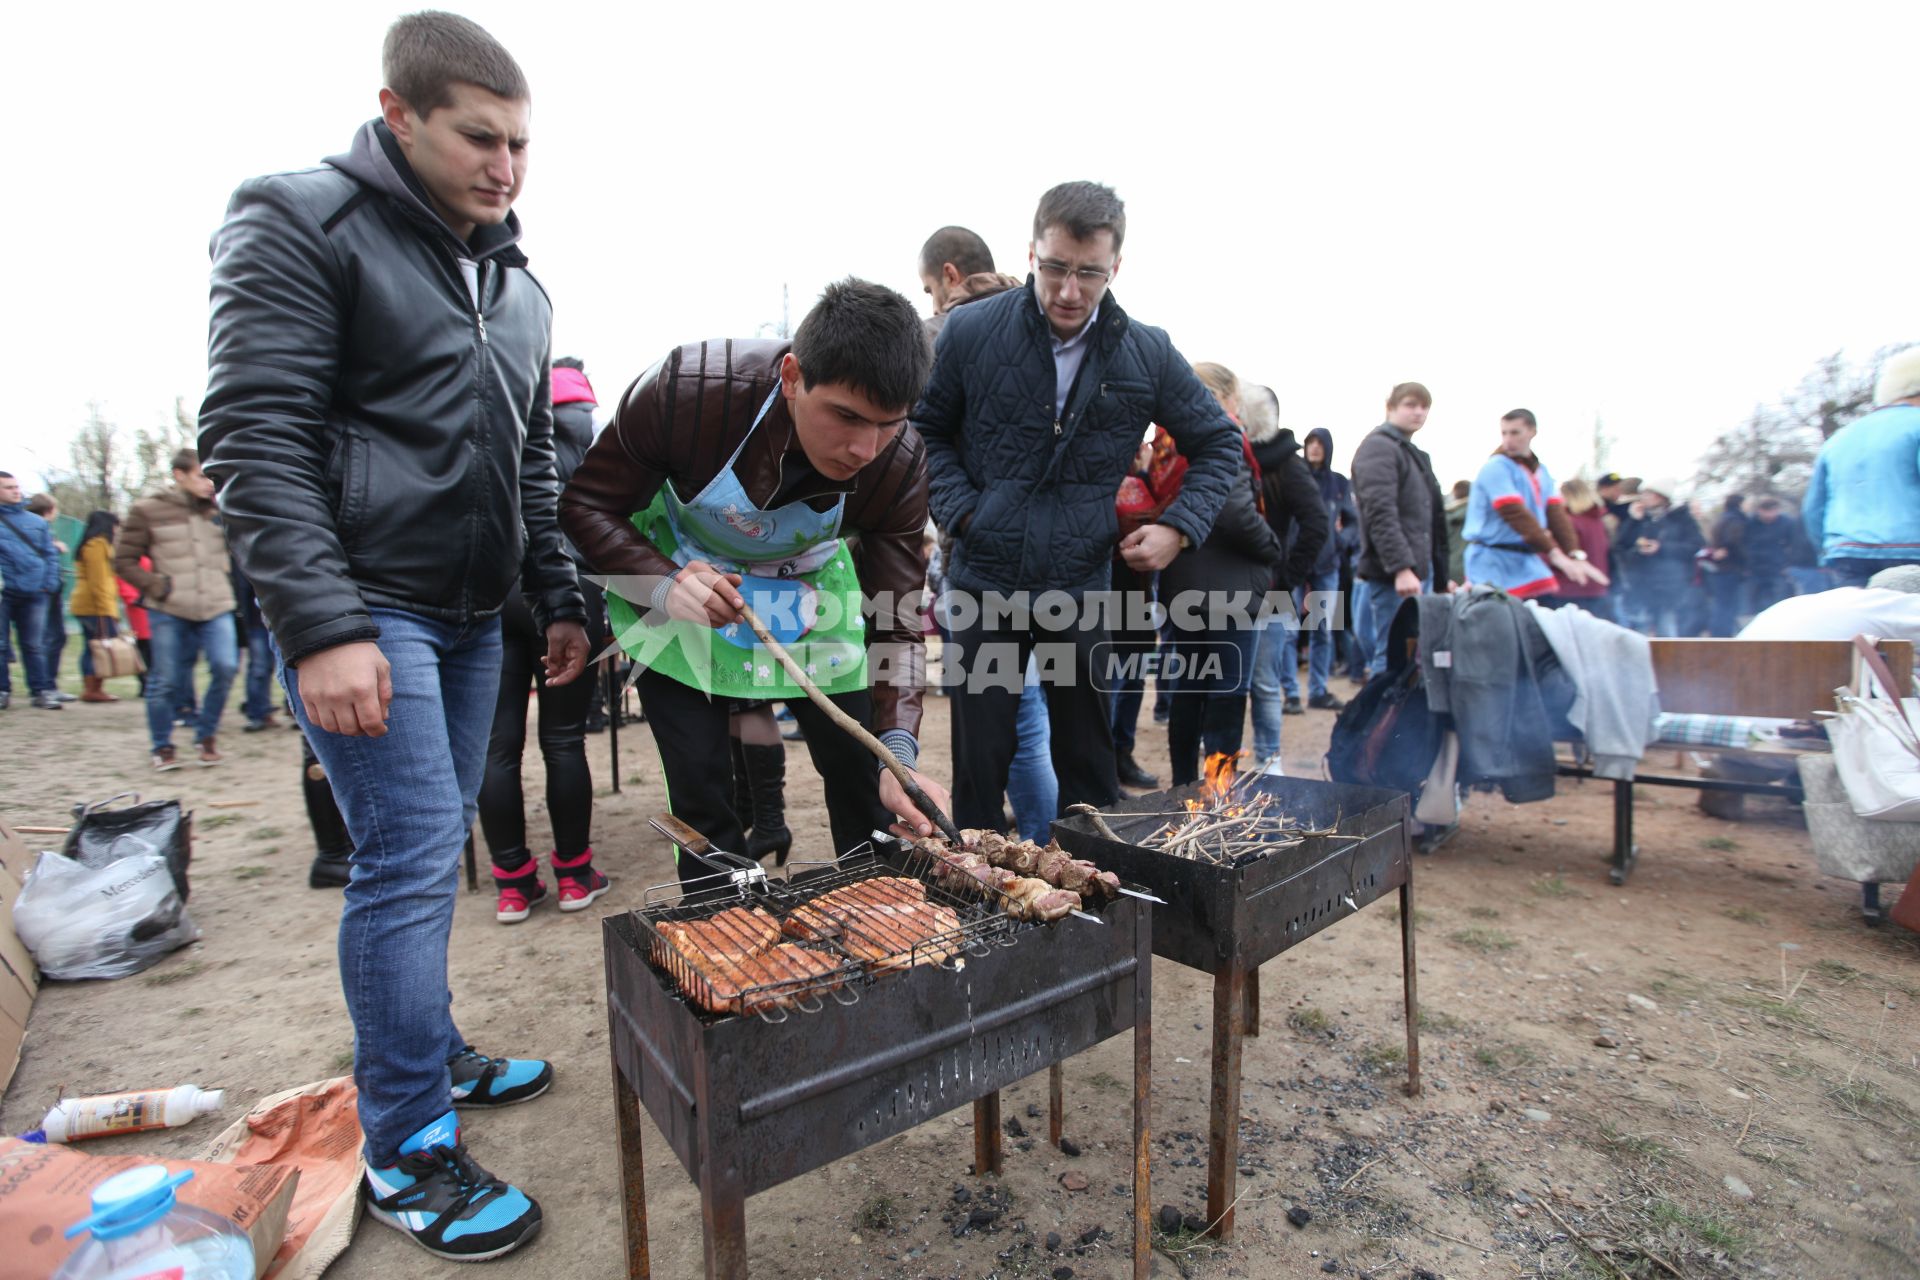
[
  {"xmin": 449, "ymin": 1047, "xmax": 553, "ymax": 1109},
  {"xmin": 365, "ymin": 1111, "xmax": 542, "ymax": 1261}
]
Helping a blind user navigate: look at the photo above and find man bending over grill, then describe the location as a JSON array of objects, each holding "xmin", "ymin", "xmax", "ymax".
[{"xmin": 563, "ymin": 280, "xmax": 951, "ymax": 879}]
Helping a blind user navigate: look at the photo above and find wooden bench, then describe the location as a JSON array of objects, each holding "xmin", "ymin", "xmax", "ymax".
[{"xmin": 1555, "ymin": 637, "xmax": 1914, "ymax": 908}]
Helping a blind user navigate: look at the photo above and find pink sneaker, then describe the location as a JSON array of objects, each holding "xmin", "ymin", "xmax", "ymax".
[
  {"xmin": 493, "ymin": 866, "xmax": 548, "ymax": 924},
  {"xmin": 551, "ymin": 849, "xmax": 611, "ymax": 913}
]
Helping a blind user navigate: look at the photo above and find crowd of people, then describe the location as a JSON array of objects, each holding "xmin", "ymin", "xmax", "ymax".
[{"xmin": 5, "ymin": 10, "xmax": 1918, "ymax": 1264}]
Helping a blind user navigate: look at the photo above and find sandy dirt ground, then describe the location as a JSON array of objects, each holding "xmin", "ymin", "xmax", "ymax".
[{"xmin": 2, "ymin": 656, "xmax": 1917, "ymax": 1280}]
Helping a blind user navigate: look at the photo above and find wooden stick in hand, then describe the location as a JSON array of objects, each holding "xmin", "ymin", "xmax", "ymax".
[{"xmin": 735, "ymin": 602, "xmax": 966, "ymax": 847}]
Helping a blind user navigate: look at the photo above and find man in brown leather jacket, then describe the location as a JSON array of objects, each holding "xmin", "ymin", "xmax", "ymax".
[{"xmin": 562, "ymin": 280, "xmax": 951, "ymax": 873}]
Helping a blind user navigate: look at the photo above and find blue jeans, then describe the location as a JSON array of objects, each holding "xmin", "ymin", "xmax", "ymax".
[
  {"xmin": 282, "ymin": 608, "xmax": 503, "ymax": 1166},
  {"xmin": 1281, "ymin": 568, "xmax": 1339, "ymax": 698},
  {"xmin": 0, "ymin": 591, "xmax": 53, "ymax": 695},
  {"xmin": 1005, "ymin": 656, "xmax": 1058, "ymax": 843},
  {"xmin": 1353, "ymin": 576, "xmax": 1424, "ymax": 678},
  {"xmin": 1249, "ymin": 616, "xmax": 1289, "ymax": 764},
  {"xmin": 146, "ymin": 613, "xmax": 238, "ymax": 749},
  {"xmin": 242, "ymin": 622, "xmax": 276, "ymax": 724}
]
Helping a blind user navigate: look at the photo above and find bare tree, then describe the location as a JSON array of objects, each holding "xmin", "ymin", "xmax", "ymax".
[
  {"xmin": 131, "ymin": 397, "xmax": 199, "ymax": 497},
  {"xmin": 42, "ymin": 403, "xmax": 132, "ymax": 516},
  {"xmin": 1694, "ymin": 343, "xmax": 1918, "ymax": 502}
]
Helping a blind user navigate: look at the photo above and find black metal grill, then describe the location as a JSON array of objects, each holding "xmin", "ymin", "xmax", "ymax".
[
  {"xmin": 1052, "ymin": 772, "xmax": 1420, "ymax": 1242},
  {"xmin": 631, "ymin": 843, "xmax": 1017, "ymax": 1021},
  {"xmin": 605, "ymin": 839, "xmax": 1153, "ymax": 1280}
]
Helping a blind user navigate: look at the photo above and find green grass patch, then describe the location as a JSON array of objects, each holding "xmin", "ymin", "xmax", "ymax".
[
  {"xmin": 1648, "ymin": 1199, "xmax": 1745, "ymax": 1252},
  {"xmin": 1723, "ymin": 905, "xmax": 1768, "ymax": 925},
  {"xmin": 1649, "ymin": 968, "xmax": 1707, "ymax": 1001},
  {"xmin": 181, "ymin": 1007, "xmax": 204, "ymax": 1018},
  {"xmin": 1465, "ymin": 904, "xmax": 1502, "ymax": 919},
  {"xmin": 254, "ymin": 825, "xmax": 285, "ymax": 840},
  {"xmin": 1087, "ymin": 1071, "xmax": 1125, "ymax": 1092},
  {"xmin": 1473, "ymin": 1042, "xmax": 1540, "ymax": 1075},
  {"xmin": 1530, "ymin": 874, "xmax": 1579, "ymax": 899},
  {"xmin": 258, "ymin": 845, "xmax": 280, "ymax": 857},
  {"xmin": 332, "ymin": 1048, "xmax": 356, "ymax": 1073},
  {"xmin": 141, "ymin": 960, "xmax": 205, "ymax": 986},
  {"xmin": 1450, "ymin": 926, "xmax": 1518, "ymax": 953},
  {"xmin": 1288, "ymin": 1006, "xmax": 1332, "ymax": 1034},
  {"xmin": 1418, "ymin": 1008, "xmax": 1466, "ymax": 1034},
  {"xmin": 1463, "ymin": 1158, "xmax": 1503, "ymax": 1198},
  {"xmin": 1593, "ymin": 1119, "xmax": 1667, "ymax": 1162},
  {"xmin": 1701, "ymin": 836, "xmax": 1740, "ymax": 852},
  {"xmin": 857, "ymin": 1193, "xmax": 899, "ymax": 1231},
  {"xmin": 1725, "ymin": 989, "xmax": 1819, "ymax": 1028},
  {"xmin": 232, "ymin": 865, "xmax": 270, "ymax": 880},
  {"xmin": 1830, "ymin": 1081, "xmax": 1920, "ymax": 1133},
  {"xmin": 1358, "ymin": 1041, "xmax": 1407, "ymax": 1073},
  {"xmin": 200, "ymin": 812, "xmax": 244, "ymax": 829}
]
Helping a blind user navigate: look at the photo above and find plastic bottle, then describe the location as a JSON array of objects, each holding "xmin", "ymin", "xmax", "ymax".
[
  {"xmin": 55, "ymin": 1165, "xmax": 255, "ymax": 1280},
  {"xmin": 39, "ymin": 1086, "xmax": 225, "ymax": 1143}
]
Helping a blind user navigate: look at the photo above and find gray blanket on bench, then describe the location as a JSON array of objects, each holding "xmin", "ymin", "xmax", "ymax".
[{"xmin": 1529, "ymin": 602, "xmax": 1661, "ymax": 781}]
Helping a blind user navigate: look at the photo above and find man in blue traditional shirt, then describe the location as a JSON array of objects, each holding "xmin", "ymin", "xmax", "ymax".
[{"xmin": 1462, "ymin": 410, "xmax": 1609, "ymax": 598}]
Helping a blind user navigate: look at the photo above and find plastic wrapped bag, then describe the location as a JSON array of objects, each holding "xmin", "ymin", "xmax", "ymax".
[
  {"xmin": 13, "ymin": 849, "xmax": 201, "ymax": 980},
  {"xmin": 62, "ymin": 792, "xmax": 193, "ymax": 901}
]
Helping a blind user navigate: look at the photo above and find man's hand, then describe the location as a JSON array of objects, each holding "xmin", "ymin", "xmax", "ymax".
[
  {"xmin": 880, "ymin": 767, "xmax": 953, "ymax": 840},
  {"xmin": 1120, "ymin": 523, "xmax": 1184, "ymax": 572},
  {"xmin": 1549, "ymin": 550, "xmax": 1610, "ymax": 588},
  {"xmin": 665, "ymin": 559, "xmax": 745, "ymax": 627},
  {"xmin": 542, "ymin": 620, "xmax": 590, "ymax": 687},
  {"xmin": 1636, "ymin": 538, "xmax": 1660, "ymax": 556},
  {"xmin": 296, "ymin": 641, "xmax": 392, "ymax": 737},
  {"xmin": 1393, "ymin": 567, "xmax": 1424, "ymax": 597}
]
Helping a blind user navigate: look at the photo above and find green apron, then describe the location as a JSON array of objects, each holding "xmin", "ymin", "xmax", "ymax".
[{"xmin": 605, "ymin": 385, "xmax": 868, "ymax": 699}]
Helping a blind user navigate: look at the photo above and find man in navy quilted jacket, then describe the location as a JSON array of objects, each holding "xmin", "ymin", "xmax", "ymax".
[{"xmin": 914, "ymin": 181, "xmax": 1242, "ymax": 829}]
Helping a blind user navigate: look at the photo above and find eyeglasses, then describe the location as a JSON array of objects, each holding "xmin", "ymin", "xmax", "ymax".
[{"xmin": 1034, "ymin": 258, "xmax": 1114, "ymax": 288}]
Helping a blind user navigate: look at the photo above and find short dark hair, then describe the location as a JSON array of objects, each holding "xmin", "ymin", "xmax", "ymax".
[
  {"xmin": 1501, "ymin": 408, "xmax": 1537, "ymax": 429},
  {"xmin": 790, "ymin": 278, "xmax": 934, "ymax": 413},
  {"xmin": 553, "ymin": 356, "xmax": 585, "ymax": 372},
  {"xmin": 383, "ymin": 11, "xmax": 528, "ymax": 118},
  {"xmin": 1033, "ymin": 181, "xmax": 1126, "ymax": 252},
  {"xmin": 0, "ymin": 471, "xmax": 12, "ymax": 480},
  {"xmin": 171, "ymin": 447, "xmax": 200, "ymax": 473},
  {"xmin": 919, "ymin": 227, "xmax": 995, "ymax": 279},
  {"xmin": 1387, "ymin": 382, "xmax": 1432, "ymax": 410},
  {"xmin": 1451, "ymin": 479, "xmax": 1472, "ymax": 499},
  {"xmin": 26, "ymin": 494, "xmax": 55, "ymax": 515}
]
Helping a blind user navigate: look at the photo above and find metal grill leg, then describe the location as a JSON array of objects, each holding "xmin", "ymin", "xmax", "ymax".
[
  {"xmin": 1048, "ymin": 1062, "xmax": 1064, "ymax": 1148},
  {"xmin": 1610, "ymin": 779, "xmax": 1638, "ymax": 884},
  {"xmin": 1132, "ymin": 915, "xmax": 1152, "ymax": 1280},
  {"xmin": 973, "ymin": 1091, "xmax": 1003, "ymax": 1176},
  {"xmin": 1245, "ymin": 965, "xmax": 1261, "ymax": 1037},
  {"xmin": 1205, "ymin": 966, "xmax": 1246, "ymax": 1242},
  {"xmin": 612, "ymin": 1061, "xmax": 652, "ymax": 1280},
  {"xmin": 1400, "ymin": 880, "xmax": 1422, "ymax": 1097},
  {"xmin": 694, "ymin": 1056, "xmax": 748, "ymax": 1278}
]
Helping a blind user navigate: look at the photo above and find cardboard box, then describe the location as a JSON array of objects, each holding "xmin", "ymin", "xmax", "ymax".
[
  {"xmin": 0, "ymin": 1137, "xmax": 298, "ymax": 1280},
  {"xmin": 0, "ymin": 819, "xmax": 42, "ymax": 1093}
]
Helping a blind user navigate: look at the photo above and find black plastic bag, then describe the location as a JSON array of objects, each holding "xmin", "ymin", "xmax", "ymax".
[{"xmin": 61, "ymin": 792, "xmax": 193, "ymax": 902}]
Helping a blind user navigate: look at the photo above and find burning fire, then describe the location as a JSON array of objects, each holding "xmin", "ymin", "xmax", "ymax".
[{"xmin": 1199, "ymin": 751, "xmax": 1244, "ymax": 804}]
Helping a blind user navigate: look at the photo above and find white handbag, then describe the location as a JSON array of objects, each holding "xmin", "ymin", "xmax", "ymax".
[{"xmin": 1827, "ymin": 635, "xmax": 1920, "ymax": 822}]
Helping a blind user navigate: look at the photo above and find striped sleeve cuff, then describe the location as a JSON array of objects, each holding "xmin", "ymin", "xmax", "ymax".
[
  {"xmin": 648, "ymin": 570, "xmax": 678, "ymax": 616},
  {"xmin": 878, "ymin": 728, "xmax": 920, "ymax": 772}
]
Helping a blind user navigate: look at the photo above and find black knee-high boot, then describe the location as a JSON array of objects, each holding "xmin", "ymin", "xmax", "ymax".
[
  {"xmin": 730, "ymin": 737, "xmax": 753, "ymax": 845},
  {"xmin": 741, "ymin": 742, "xmax": 793, "ymax": 865},
  {"xmin": 302, "ymin": 733, "xmax": 353, "ymax": 888}
]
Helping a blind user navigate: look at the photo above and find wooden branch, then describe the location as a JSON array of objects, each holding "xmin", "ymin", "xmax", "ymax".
[{"xmin": 736, "ymin": 602, "xmax": 964, "ymax": 846}]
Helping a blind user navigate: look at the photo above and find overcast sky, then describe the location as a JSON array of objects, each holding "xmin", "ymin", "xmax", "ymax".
[{"xmin": 3, "ymin": 1, "xmax": 1912, "ymax": 497}]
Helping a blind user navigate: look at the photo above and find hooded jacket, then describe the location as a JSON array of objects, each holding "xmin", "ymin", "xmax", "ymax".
[
  {"xmin": 0, "ymin": 501, "xmax": 59, "ymax": 596},
  {"xmin": 1250, "ymin": 429, "xmax": 1330, "ymax": 589},
  {"xmin": 1296, "ymin": 427, "xmax": 1356, "ymax": 578},
  {"xmin": 914, "ymin": 280, "xmax": 1241, "ymax": 596},
  {"xmin": 1611, "ymin": 499, "xmax": 1703, "ymax": 597},
  {"xmin": 198, "ymin": 119, "xmax": 585, "ymax": 664}
]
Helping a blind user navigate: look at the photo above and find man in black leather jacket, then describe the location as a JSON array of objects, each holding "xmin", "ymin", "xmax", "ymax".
[{"xmin": 197, "ymin": 12, "xmax": 582, "ymax": 1262}]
